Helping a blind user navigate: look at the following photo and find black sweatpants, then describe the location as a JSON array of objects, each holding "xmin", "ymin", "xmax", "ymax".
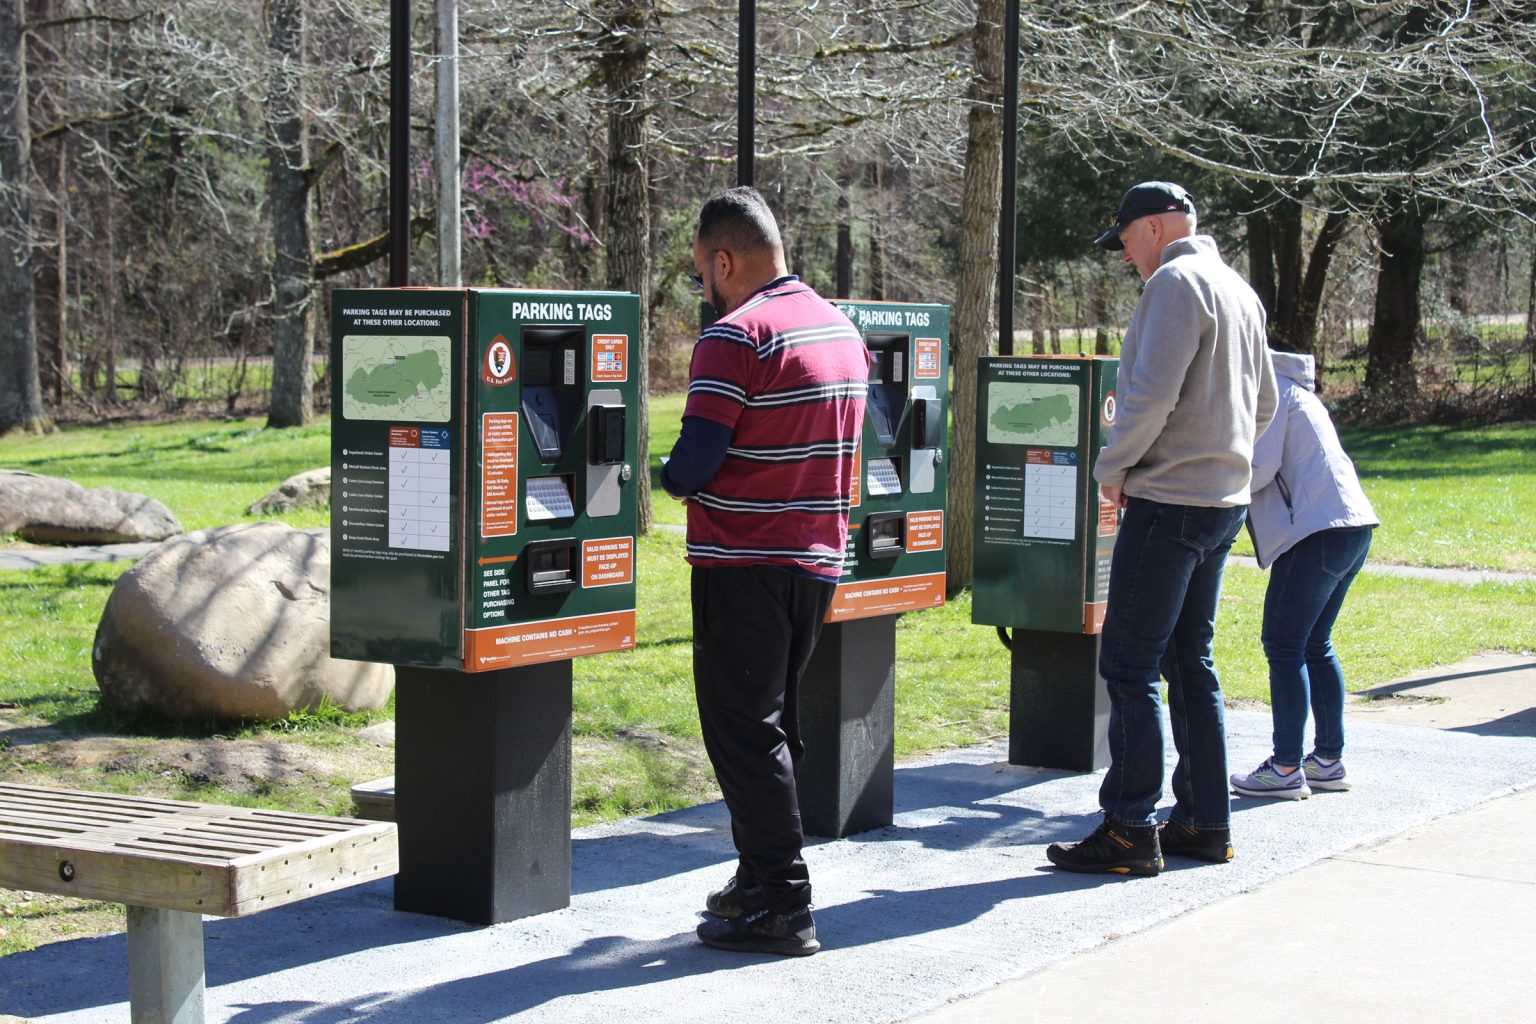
[{"xmin": 691, "ymin": 564, "xmax": 834, "ymax": 910}]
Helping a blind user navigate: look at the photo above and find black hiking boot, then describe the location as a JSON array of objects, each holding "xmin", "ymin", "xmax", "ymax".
[
  {"xmin": 696, "ymin": 904, "xmax": 820, "ymax": 957},
  {"xmin": 705, "ymin": 875, "xmax": 768, "ymax": 919},
  {"xmin": 1046, "ymin": 816, "xmax": 1163, "ymax": 877},
  {"xmin": 1158, "ymin": 820, "xmax": 1234, "ymax": 864}
]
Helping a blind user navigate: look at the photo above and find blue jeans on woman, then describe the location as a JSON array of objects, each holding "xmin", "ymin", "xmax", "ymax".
[
  {"xmin": 1098, "ymin": 498, "xmax": 1248, "ymax": 831},
  {"xmin": 1261, "ymin": 525, "xmax": 1373, "ymax": 767}
]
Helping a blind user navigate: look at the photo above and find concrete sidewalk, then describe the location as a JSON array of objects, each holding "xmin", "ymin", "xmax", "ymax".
[
  {"xmin": 3, "ymin": 655, "xmax": 1533, "ymax": 1023},
  {"xmin": 918, "ymin": 652, "xmax": 1536, "ymax": 1023}
]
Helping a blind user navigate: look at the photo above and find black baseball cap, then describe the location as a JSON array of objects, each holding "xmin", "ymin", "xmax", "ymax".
[{"xmin": 1093, "ymin": 181, "xmax": 1196, "ymax": 250}]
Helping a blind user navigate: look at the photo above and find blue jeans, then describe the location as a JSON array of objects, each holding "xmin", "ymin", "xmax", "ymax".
[
  {"xmin": 1261, "ymin": 526, "xmax": 1373, "ymax": 766},
  {"xmin": 1098, "ymin": 498, "xmax": 1246, "ymax": 830}
]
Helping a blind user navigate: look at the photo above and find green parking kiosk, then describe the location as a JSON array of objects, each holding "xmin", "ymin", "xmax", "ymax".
[
  {"xmin": 970, "ymin": 355, "xmax": 1120, "ymax": 771},
  {"xmin": 330, "ymin": 287, "xmax": 640, "ymax": 924},
  {"xmin": 795, "ymin": 300, "xmax": 950, "ymax": 838}
]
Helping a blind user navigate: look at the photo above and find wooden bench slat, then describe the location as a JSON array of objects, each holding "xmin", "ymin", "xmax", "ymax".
[
  {"xmin": 247, "ymin": 811, "xmax": 368, "ymax": 831},
  {"xmin": 0, "ymin": 823, "xmax": 89, "ymax": 841},
  {"xmin": 119, "ymin": 836, "xmax": 272, "ymax": 856},
  {"xmin": 0, "ymin": 784, "xmax": 399, "ymax": 916},
  {"xmin": 0, "ymin": 784, "xmax": 190, "ymax": 814},
  {"xmin": 180, "ymin": 823, "xmax": 332, "ymax": 844},
  {"xmin": 0, "ymin": 800, "xmax": 163, "ymax": 826}
]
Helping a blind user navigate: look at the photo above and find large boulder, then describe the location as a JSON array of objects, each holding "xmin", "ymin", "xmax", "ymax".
[
  {"xmin": 248, "ymin": 466, "xmax": 331, "ymax": 516},
  {"xmin": 0, "ymin": 469, "xmax": 181, "ymax": 544},
  {"xmin": 93, "ymin": 522, "xmax": 393, "ymax": 721}
]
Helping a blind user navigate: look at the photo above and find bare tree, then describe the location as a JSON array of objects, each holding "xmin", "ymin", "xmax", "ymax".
[
  {"xmin": 266, "ymin": 0, "xmax": 314, "ymax": 428},
  {"xmin": 0, "ymin": 0, "xmax": 47, "ymax": 434},
  {"xmin": 947, "ymin": 0, "xmax": 1002, "ymax": 592},
  {"xmin": 594, "ymin": 0, "xmax": 657, "ymax": 532}
]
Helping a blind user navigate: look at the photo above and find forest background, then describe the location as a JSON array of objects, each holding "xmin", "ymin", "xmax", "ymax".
[{"xmin": 3, "ymin": 0, "xmax": 1535, "ymax": 587}]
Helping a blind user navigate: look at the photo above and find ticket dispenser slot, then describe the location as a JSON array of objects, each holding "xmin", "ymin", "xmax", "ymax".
[
  {"xmin": 864, "ymin": 332, "xmax": 910, "ymax": 450},
  {"xmin": 865, "ymin": 511, "xmax": 906, "ymax": 559},
  {"xmin": 521, "ymin": 326, "xmax": 584, "ymax": 462},
  {"xmin": 523, "ymin": 538, "xmax": 578, "ymax": 595}
]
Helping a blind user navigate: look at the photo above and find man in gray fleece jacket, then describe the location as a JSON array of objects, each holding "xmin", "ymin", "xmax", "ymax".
[{"xmin": 1047, "ymin": 181, "xmax": 1277, "ymax": 876}]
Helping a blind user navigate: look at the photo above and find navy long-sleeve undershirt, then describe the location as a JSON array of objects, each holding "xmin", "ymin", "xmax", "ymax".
[{"xmin": 660, "ymin": 416, "xmax": 732, "ymax": 497}]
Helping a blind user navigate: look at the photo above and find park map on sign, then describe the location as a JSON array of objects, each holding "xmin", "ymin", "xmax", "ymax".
[
  {"xmin": 986, "ymin": 381, "xmax": 1079, "ymax": 447},
  {"xmin": 341, "ymin": 335, "xmax": 452, "ymax": 423}
]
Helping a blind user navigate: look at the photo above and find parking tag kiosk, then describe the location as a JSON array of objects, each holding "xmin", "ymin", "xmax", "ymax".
[
  {"xmin": 970, "ymin": 355, "xmax": 1119, "ymax": 771},
  {"xmin": 330, "ymin": 287, "xmax": 640, "ymax": 924},
  {"xmin": 795, "ymin": 300, "xmax": 949, "ymax": 838}
]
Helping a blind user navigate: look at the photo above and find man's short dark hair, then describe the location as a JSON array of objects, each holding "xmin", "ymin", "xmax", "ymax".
[{"xmin": 697, "ymin": 186, "xmax": 782, "ymax": 254}]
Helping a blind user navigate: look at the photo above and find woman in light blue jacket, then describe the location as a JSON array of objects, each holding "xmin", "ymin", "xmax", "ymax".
[{"xmin": 1231, "ymin": 350, "xmax": 1379, "ymax": 800}]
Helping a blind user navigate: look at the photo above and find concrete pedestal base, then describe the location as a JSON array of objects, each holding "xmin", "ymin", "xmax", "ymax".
[
  {"xmin": 394, "ymin": 661, "xmax": 573, "ymax": 924},
  {"xmin": 797, "ymin": 615, "xmax": 897, "ymax": 838},
  {"xmin": 1008, "ymin": 629, "xmax": 1110, "ymax": 772}
]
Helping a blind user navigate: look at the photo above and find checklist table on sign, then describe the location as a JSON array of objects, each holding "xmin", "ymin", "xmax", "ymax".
[{"xmin": 389, "ymin": 428, "xmax": 452, "ymax": 551}]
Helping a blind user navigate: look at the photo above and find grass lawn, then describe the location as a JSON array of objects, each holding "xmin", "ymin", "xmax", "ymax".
[
  {"xmin": 2, "ymin": 403, "xmax": 1534, "ymax": 953},
  {"xmin": 1227, "ymin": 420, "xmax": 1536, "ymax": 573}
]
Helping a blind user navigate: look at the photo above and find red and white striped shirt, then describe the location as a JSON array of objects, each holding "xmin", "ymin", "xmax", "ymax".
[{"xmin": 682, "ymin": 277, "xmax": 870, "ymax": 580}]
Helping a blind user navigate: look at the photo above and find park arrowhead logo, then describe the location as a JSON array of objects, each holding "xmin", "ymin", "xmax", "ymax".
[{"xmin": 483, "ymin": 335, "xmax": 516, "ymax": 386}]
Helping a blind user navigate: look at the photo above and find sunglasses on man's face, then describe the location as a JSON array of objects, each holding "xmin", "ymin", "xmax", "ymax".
[{"xmin": 690, "ymin": 249, "xmax": 725, "ymax": 291}]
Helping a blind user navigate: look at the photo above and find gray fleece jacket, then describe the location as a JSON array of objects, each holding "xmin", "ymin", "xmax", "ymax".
[
  {"xmin": 1248, "ymin": 350, "xmax": 1378, "ymax": 568},
  {"xmin": 1094, "ymin": 235, "xmax": 1277, "ymax": 507}
]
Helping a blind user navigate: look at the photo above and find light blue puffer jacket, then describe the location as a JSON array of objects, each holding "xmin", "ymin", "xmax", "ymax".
[{"xmin": 1248, "ymin": 350, "xmax": 1379, "ymax": 568}]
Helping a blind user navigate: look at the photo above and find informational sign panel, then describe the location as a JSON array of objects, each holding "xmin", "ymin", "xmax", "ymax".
[
  {"xmin": 828, "ymin": 300, "xmax": 951, "ymax": 623},
  {"xmin": 971, "ymin": 355, "xmax": 1120, "ymax": 634},
  {"xmin": 331, "ymin": 288, "xmax": 641, "ymax": 671}
]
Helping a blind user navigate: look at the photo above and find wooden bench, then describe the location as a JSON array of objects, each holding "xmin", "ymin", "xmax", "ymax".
[{"xmin": 0, "ymin": 782, "xmax": 398, "ymax": 1024}]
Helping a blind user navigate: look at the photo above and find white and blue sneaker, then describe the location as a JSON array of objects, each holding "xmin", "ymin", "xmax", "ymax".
[
  {"xmin": 1231, "ymin": 757, "xmax": 1311, "ymax": 800},
  {"xmin": 1303, "ymin": 752, "xmax": 1352, "ymax": 792}
]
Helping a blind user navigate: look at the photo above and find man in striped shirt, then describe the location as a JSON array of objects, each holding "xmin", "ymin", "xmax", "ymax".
[{"xmin": 662, "ymin": 186, "xmax": 869, "ymax": 957}]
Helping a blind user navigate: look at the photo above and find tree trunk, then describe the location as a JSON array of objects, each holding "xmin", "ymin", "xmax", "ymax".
[
  {"xmin": 600, "ymin": 0, "xmax": 654, "ymax": 533},
  {"xmin": 1525, "ymin": 240, "xmax": 1535, "ymax": 392},
  {"xmin": 102, "ymin": 136, "xmax": 118, "ymax": 404},
  {"xmin": 0, "ymin": 0, "xmax": 47, "ymax": 434},
  {"xmin": 1028, "ymin": 279, "xmax": 1046, "ymax": 354},
  {"xmin": 266, "ymin": 0, "xmax": 314, "ymax": 429},
  {"xmin": 1093, "ymin": 262, "xmax": 1112, "ymax": 355},
  {"xmin": 1248, "ymin": 198, "xmax": 1306, "ymax": 350},
  {"xmin": 866, "ymin": 160, "xmax": 885, "ymax": 300},
  {"xmin": 1287, "ymin": 210, "xmax": 1348, "ymax": 361},
  {"xmin": 835, "ymin": 184, "xmax": 853, "ymax": 299},
  {"xmin": 1247, "ymin": 209, "xmax": 1277, "ymax": 321},
  {"xmin": 947, "ymin": 0, "xmax": 1004, "ymax": 593},
  {"xmin": 32, "ymin": 136, "xmax": 65, "ymax": 404},
  {"xmin": 26, "ymin": 0, "xmax": 65, "ymax": 406},
  {"xmin": 1365, "ymin": 198, "xmax": 1425, "ymax": 395},
  {"xmin": 1270, "ymin": 201, "xmax": 1303, "ymax": 346},
  {"xmin": 434, "ymin": 0, "xmax": 461, "ymax": 287}
]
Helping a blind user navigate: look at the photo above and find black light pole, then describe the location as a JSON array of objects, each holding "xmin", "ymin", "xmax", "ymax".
[
  {"xmin": 738, "ymin": 0, "xmax": 755, "ymax": 188},
  {"xmin": 999, "ymin": 0, "xmax": 1019, "ymax": 355},
  {"xmin": 389, "ymin": 0, "xmax": 411, "ymax": 287}
]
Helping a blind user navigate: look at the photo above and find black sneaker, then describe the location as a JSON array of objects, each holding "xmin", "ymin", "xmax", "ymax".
[
  {"xmin": 696, "ymin": 905, "xmax": 820, "ymax": 957},
  {"xmin": 705, "ymin": 875, "xmax": 768, "ymax": 919},
  {"xmin": 1158, "ymin": 820, "xmax": 1234, "ymax": 864},
  {"xmin": 1046, "ymin": 816, "xmax": 1163, "ymax": 876}
]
